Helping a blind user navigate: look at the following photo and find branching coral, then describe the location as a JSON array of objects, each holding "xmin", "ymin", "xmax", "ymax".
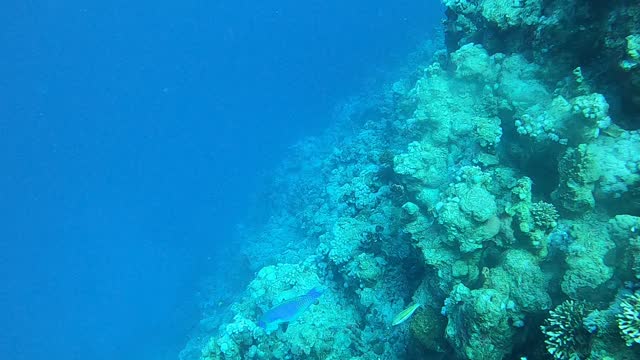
[
  {"xmin": 617, "ymin": 291, "xmax": 640, "ymax": 346},
  {"xmin": 541, "ymin": 300, "xmax": 592, "ymax": 360},
  {"xmin": 531, "ymin": 201, "xmax": 559, "ymax": 230}
]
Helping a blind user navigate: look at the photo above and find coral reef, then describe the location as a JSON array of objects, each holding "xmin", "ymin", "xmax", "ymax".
[
  {"xmin": 181, "ymin": 1, "xmax": 640, "ymax": 359},
  {"xmin": 443, "ymin": 0, "xmax": 640, "ymax": 122}
]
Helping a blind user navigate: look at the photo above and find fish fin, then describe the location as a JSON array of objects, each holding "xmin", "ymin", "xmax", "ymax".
[{"xmin": 282, "ymin": 322, "xmax": 289, "ymax": 333}]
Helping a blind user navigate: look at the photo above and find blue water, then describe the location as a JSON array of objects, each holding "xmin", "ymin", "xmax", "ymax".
[{"xmin": 0, "ymin": 1, "xmax": 440, "ymax": 359}]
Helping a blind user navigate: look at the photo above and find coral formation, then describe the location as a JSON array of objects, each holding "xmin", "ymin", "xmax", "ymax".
[
  {"xmin": 181, "ymin": 1, "xmax": 640, "ymax": 359},
  {"xmin": 609, "ymin": 215, "xmax": 640, "ymax": 279},
  {"xmin": 444, "ymin": 284, "xmax": 514, "ymax": 360},
  {"xmin": 410, "ymin": 305, "xmax": 448, "ymax": 353},
  {"xmin": 560, "ymin": 218, "xmax": 615, "ymax": 302}
]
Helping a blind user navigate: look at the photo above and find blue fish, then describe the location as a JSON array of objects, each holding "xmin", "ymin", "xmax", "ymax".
[{"xmin": 258, "ymin": 287, "xmax": 324, "ymax": 332}]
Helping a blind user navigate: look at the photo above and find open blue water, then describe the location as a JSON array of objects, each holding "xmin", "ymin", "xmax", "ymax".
[{"xmin": 0, "ymin": 1, "xmax": 441, "ymax": 359}]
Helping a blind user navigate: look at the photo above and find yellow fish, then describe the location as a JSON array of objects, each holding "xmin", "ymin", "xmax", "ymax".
[{"xmin": 392, "ymin": 303, "xmax": 422, "ymax": 326}]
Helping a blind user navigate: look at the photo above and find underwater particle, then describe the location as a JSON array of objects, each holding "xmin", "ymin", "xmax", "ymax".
[
  {"xmin": 540, "ymin": 300, "xmax": 591, "ymax": 360},
  {"xmin": 392, "ymin": 303, "xmax": 422, "ymax": 326},
  {"xmin": 258, "ymin": 287, "xmax": 324, "ymax": 333},
  {"xmin": 617, "ymin": 291, "xmax": 640, "ymax": 346}
]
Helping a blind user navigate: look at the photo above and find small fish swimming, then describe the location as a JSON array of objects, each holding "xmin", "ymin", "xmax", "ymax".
[
  {"xmin": 392, "ymin": 303, "xmax": 422, "ymax": 326},
  {"xmin": 258, "ymin": 287, "xmax": 324, "ymax": 332}
]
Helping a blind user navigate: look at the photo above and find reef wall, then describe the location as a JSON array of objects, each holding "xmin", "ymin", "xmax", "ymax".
[{"xmin": 181, "ymin": 1, "xmax": 640, "ymax": 359}]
